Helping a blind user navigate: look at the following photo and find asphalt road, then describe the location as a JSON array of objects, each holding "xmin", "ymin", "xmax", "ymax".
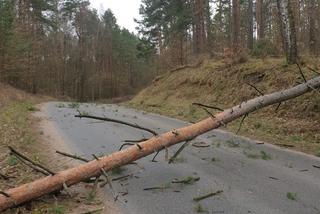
[{"xmin": 45, "ymin": 102, "xmax": 320, "ymax": 214}]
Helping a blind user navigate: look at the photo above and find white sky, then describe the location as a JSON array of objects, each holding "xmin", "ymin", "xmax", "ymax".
[{"xmin": 90, "ymin": 0, "xmax": 142, "ymax": 33}]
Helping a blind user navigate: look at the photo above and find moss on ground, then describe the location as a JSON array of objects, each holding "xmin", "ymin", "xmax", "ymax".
[{"xmin": 128, "ymin": 57, "xmax": 320, "ymax": 156}]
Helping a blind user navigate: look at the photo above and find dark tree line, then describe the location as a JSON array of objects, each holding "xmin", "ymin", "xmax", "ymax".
[
  {"xmin": 137, "ymin": 0, "xmax": 320, "ymax": 67},
  {"xmin": 1, "ymin": 0, "xmax": 320, "ymax": 100},
  {"xmin": 0, "ymin": 0, "xmax": 157, "ymax": 101}
]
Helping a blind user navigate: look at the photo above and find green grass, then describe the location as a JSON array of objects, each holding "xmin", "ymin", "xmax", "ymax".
[
  {"xmin": 290, "ymin": 135, "xmax": 303, "ymax": 142},
  {"xmin": 170, "ymin": 156, "xmax": 187, "ymax": 164},
  {"xmin": 243, "ymin": 150, "xmax": 261, "ymax": 159},
  {"xmin": 68, "ymin": 102, "xmax": 80, "ymax": 109},
  {"xmin": 287, "ymin": 192, "xmax": 297, "ymax": 201},
  {"xmin": 0, "ymin": 102, "xmax": 37, "ymax": 146},
  {"xmin": 8, "ymin": 156, "xmax": 18, "ymax": 166},
  {"xmin": 87, "ymin": 190, "xmax": 97, "ymax": 203},
  {"xmin": 56, "ymin": 103, "xmax": 66, "ymax": 108},
  {"xmin": 226, "ymin": 139, "xmax": 240, "ymax": 148},
  {"xmin": 195, "ymin": 204, "xmax": 207, "ymax": 213},
  {"xmin": 111, "ymin": 166, "xmax": 126, "ymax": 175},
  {"xmin": 51, "ymin": 205, "xmax": 66, "ymax": 214},
  {"xmin": 175, "ymin": 176, "xmax": 200, "ymax": 185},
  {"xmin": 260, "ymin": 151, "xmax": 272, "ymax": 160},
  {"xmin": 26, "ymin": 105, "xmax": 38, "ymax": 112},
  {"xmin": 79, "ymin": 111, "xmax": 90, "ymax": 116},
  {"xmin": 243, "ymin": 150, "xmax": 272, "ymax": 160}
]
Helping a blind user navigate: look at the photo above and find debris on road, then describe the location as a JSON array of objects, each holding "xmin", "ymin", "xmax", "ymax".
[{"xmin": 193, "ymin": 190, "xmax": 223, "ymax": 202}]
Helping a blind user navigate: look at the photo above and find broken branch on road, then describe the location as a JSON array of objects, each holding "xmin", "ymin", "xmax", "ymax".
[
  {"xmin": 172, "ymin": 176, "xmax": 200, "ymax": 185},
  {"xmin": 169, "ymin": 140, "xmax": 192, "ymax": 164},
  {"xmin": 75, "ymin": 114, "xmax": 158, "ymax": 136},
  {"xmin": 193, "ymin": 190, "xmax": 223, "ymax": 202},
  {"xmin": 56, "ymin": 151, "xmax": 90, "ymax": 163},
  {"xmin": 192, "ymin": 142, "xmax": 211, "ymax": 148}
]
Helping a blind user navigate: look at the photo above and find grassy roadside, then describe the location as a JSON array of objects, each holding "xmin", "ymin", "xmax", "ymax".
[
  {"xmin": 0, "ymin": 85, "xmax": 107, "ymax": 213},
  {"xmin": 127, "ymin": 57, "xmax": 320, "ymax": 156}
]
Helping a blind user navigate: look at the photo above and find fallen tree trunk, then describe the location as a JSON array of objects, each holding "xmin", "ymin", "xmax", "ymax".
[{"xmin": 0, "ymin": 76, "xmax": 320, "ymax": 211}]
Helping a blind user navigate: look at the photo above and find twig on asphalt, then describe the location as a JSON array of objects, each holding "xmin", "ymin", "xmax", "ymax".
[
  {"xmin": 56, "ymin": 151, "xmax": 90, "ymax": 163},
  {"xmin": 112, "ymin": 174, "xmax": 132, "ymax": 182},
  {"xmin": 143, "ymin": 185, "xmax": 170, "ymax": 191},
  {"xmin": 92, "ymin": 155, "xmax": 116, "ymax": 199},
  {"xmin": 151, "ymin": 150, "xmax": 161, "ymax": 162},
  {"xmin": 169, "ymin": 141, "xmax": 191, "ymax": 164},
  {"xmin": 192, "ymin": 142, "xmax": 210, "ymax": 148},
  {"xmin": 193, "ymin": 190, "xmax": 223, "ymax": 202},
  {"xmin": 172, "ymin": 176, "xmax": 200, "ymax": 184},
  {"xmin": 269, "ymin": 176, "xmax": 279, "ymax": 180},
  {"xmin": 75, "ymin": 114, "xmax": 158, "ymax": 136}
]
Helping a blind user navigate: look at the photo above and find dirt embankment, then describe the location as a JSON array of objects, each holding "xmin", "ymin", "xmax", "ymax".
[
  {"xmin": 0, "ymin": 84, "xmax": 116, "ymax": 213},
  {"xmin": 128, "ymin": 57, "xmax": 320, "ymax": 156}
]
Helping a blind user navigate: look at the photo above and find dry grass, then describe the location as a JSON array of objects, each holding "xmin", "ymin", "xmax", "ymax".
[
  {"xmin": 128, "ymin": 57, "xmax": 320, "ymax": 155},
  {"xmin": 0, "ymin": 84, "xmax": 108, "ymax": 214}
]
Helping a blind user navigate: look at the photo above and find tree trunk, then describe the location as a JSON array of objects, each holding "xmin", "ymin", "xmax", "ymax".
[
  {"xmin": 205, "ymin": 0, "xmax": 214, "ymax": 56},
  {"xmin": 247, "ymin": 0, "xmax": 254, "ymax": 50},
  {"xmin": 276, "ymin": 0, "xmax": 289, "ymax": 62},
  {"xmin": 1, "ymin": 76, "xmax": 320, "ymax": 211},
  {"xmin": 256, "ymin": 0, "xmax": 265, "ymax": 40},
  {"xmin": 287, "ymin": 0, "xmax": 298, "ymax": 64},
  {"xmin": 232, "ymin": 0, "xmax": 240, "ymax": 53},
  {"xmin": 308, "ymin": 0, "xmax": 316, "ymax": 55},
  {"xmin": 194, "ymin": 0, "xmax": 206, "ymax": 53}
]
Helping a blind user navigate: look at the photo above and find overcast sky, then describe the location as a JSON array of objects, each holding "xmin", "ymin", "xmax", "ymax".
[{"xmin": 90, "ymin": 0, "xmax": 141, "ymax": 33}]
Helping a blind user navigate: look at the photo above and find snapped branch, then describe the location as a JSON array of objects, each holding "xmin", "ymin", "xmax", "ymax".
[{"xmin": 75, "ymin": 114, "xmax": 158, "ymax": 136}]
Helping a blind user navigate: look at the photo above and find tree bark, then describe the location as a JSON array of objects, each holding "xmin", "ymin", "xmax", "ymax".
[
  {"xmin": 205, "ymin": 0, "xmax": 214, "ymax": 56},
  {"xmin": 194, "ymin": 0, "xmax": 206, "ymax": 53},
  {"xmin": 232, "ymin": 0, "xmax": 241, "ymax": 53},
  {"xmin": 256, "ymin": 0, "xmax": 265, "ymax": 40},
  {"xmin": 1, "ymin": 76, "xmax": 320, "ymax": 211},
  {"xmin": 308, "ymin": 0, "xmax": 316, "ymax": 55},
  {"xmin": 276, "ymin": 0, "xmax": 290, "ymax": 62},
  {"xmin": 287, "ymin": 0, "xmax": 298, "ymax": 64},
  {"xmin": 247, "ymin": 0, "xmax": 254, "ymax": 50}
]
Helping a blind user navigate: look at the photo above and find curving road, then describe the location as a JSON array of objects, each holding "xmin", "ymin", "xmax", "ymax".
[{"xmin": 44, "ymin": 102, "xmax": 320, "ymax": 214}]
